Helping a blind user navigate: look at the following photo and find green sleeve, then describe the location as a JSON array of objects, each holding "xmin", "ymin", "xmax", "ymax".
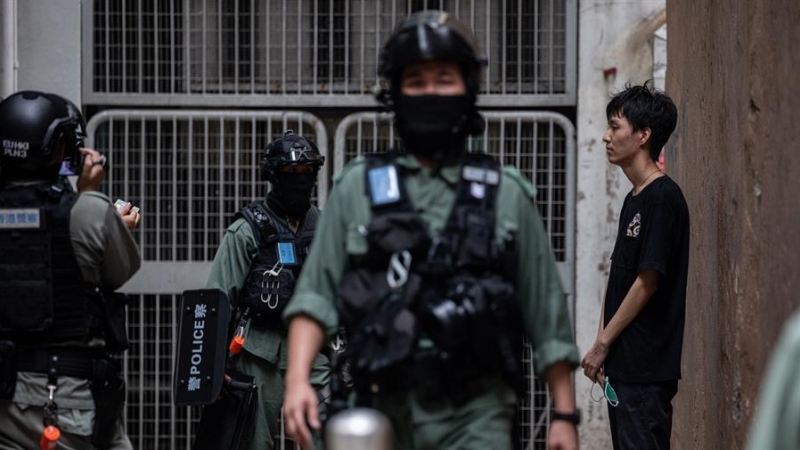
[
  {"xmin": 70, "ymin": 191, "xmax": 141, "ymax": 289},
  {"xmin": 746, "ymin": 310, "xmax": 800, "ymax": 450},
  {"xmin": 500, "ymin": 167, "xmax": 580, "ymax": 376},
  {"xmin": 283, "ymin": 163, "xmax": 365, "ymax": 338},
  {"xmin": 206, "ymin": 218, "xmax": 257, "ymax": 304}
]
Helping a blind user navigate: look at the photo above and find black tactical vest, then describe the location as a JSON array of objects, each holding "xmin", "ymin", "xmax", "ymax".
[
  {"xmin": 337, "ymin": 152, "xmax": 522, "ymax": 400},
  {"xmin": 0, "ymin": 184, "xmax": 105, "ymax": 345},
  {"xmin": 237, "ymin": 202, "xmax": 319, "ymax": 325}
]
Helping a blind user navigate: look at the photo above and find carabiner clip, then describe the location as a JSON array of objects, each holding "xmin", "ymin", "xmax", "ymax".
[
  {"xmin": 264, "ymin": 261, "xmax": 284, "ymax": 278},
  {"xmin": 330, "ymin": 335, "xmax": 345, "ymax": 352},
  {"xmin": 260, "ymin": 291, "xmax": 280, "ymax": 309},
  {"xmin": 386, "ymin": 250, "xmax": 412, "ymax": 290}
]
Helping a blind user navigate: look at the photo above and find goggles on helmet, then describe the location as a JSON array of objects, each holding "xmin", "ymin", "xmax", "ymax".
[{"xmin": 284, "ymin": 147, "xmax": 323, "ymax": 164}]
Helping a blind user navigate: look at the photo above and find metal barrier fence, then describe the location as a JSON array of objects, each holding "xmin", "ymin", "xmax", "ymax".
[
  {"xmin": 333, "ymin": 110, "xmax": 576, "ymax": 449},
  {"xmin": 86, "ymin": 110, "xmax": 328, "ymax": 450},
  {"xmin": 82, "ymin": 0, "xmax": 577, "ymax": 107},
  {"xmin": 86, "ymin": 108, "xmax": 575, "ymax": 450},
  {"xmin": 334, "ymin": 111, "xmax": 575, "ymax": 265}
]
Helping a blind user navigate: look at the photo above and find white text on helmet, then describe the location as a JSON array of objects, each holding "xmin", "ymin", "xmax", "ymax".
[{"xmin": 2, "ymin": 140, "xmax": 30, "ymax": 158}]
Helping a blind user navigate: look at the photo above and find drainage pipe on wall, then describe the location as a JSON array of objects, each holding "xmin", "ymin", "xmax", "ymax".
[{"xmin": 0, "ymin": 0, "xmax": 18, "ymax": 99}]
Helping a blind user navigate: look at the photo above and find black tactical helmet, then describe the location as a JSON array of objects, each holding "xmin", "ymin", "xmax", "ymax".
[
  {"xmin": 377, "ymin": 11, "xmax": 487, "ymax": 102},
  {"xmin": 0, "ymin": 91, "xmax": 85, "ymax": 178},
  {"xmin": 261, "ymin": 130, "xmax": 325, "ymax": 182}
]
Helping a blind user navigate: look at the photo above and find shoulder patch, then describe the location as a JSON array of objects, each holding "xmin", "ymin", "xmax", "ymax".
[
  {"xmin": 227, "ymin": 217, "xmax": 250, "ymax": 233},
  {"xmin": 501, "ymin": 166, "xmax": 537, "ymax": 200},
  {"xmin": 333, "ymin": 156, "xmax": 367, "ymax": 184},
  {"xmin": 0, "ymin": 208, "xmax": 42, "ymax": 229}
]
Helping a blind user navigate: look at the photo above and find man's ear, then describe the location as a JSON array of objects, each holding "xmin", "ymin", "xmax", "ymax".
[{"xmin": 638, "ymin": 127, "xmax": 652, "ymax": 149}]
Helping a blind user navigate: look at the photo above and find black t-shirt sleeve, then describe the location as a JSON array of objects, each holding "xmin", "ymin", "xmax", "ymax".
[{"xmin": 636, "ymin": 198, "xmax": 675, "ymax": 277}]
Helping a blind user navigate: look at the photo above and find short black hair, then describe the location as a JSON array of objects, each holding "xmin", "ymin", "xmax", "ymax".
[{"xmin": 606, "ymin": 80, "xmax": 678, "ymax": 161}]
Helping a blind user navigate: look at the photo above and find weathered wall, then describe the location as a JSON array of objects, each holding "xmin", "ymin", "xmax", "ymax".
[
  {"xmin": 667, "ymin": 1, "xmax": 800, "ymax": 448},
  {"xmin": 575, "ymin": 2, "xmax": 666, "ymax": 448}
]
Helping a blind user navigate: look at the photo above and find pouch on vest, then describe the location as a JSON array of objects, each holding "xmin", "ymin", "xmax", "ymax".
[
  {"xmin": 364, "ymin": 212, "xmax": 431, "ymax": 263},
  {"xmin": 94, "ymin": 288, "xmax": 130, "ymax": 353},
  {"xmin": 345, "ymin": 273, "xmax": 422, "ymax": 376},
  {"xmin": 174, "ymin": 289, "xmax": 231, "ymax": 406},
  {"xmin": 240, "ymin": 266, "xmax": 296, "ymax": 323},
  {"xmin": 192, "ymin": 370, "xmax": 258, "ymax": 450}
]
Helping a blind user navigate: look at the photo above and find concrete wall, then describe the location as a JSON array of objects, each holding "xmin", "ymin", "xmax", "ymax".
[
  {"xmin": 667, "ymin": 1, "xmax": 800, "ymax": 448},
  {"xmin": 0, "ymin": 0, "xmax": 18, "ymax": 99},
  {"xmin": 575, "ymin": 2, "xmax": 666, "ymax": 448},
  {"xmin": 15, "ymin": 0, "xmax": 82, "ymax": 106}
]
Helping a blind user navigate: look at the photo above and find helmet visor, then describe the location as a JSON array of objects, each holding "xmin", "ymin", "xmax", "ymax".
[{"xmin": 285, "ymin": 147, "xmax": 323, "ymax": 164}]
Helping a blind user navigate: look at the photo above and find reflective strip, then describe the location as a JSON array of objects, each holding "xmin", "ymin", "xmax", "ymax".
[{"xmin": 0, "ymin": 208, "xmax": 41, "ymax": 229}]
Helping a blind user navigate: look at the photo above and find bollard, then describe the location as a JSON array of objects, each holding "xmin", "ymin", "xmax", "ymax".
[{"xmin": 325, "ymin": 408, "xmax": 393, "ymax": 450}]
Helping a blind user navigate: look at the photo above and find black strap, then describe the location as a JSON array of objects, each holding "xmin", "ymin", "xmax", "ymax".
[
  {"xmin": 364, "ymin": 151, "xmax": 415, "ymax": 215},
  {"xmin": 16, "ymin": 349, "xmax": 105, "ymax": 380},
  {"xmin": 236, "ymin": 202, "xmax": 279, "ymax": 248}
]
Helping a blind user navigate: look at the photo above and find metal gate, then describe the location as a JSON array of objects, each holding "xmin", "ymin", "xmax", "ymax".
[
  {"xmin": 334, "ymin": 110, "xmax": 576, "ymax": 449},
  {"xmin": 82, "ymin": 0, "xmax": 577, "ymax": 108},
  {"xmin": 86, "ymin": 110, "xmax": 329, "ymax": 450}
]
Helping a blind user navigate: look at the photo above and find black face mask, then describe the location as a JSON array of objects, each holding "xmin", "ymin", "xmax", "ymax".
[
  {"xmin": 394, "ymin": 94, "xmax": 473, "ymax": 162},
  {"xmin": 269, "ymin": 172, "xmax": 317, "ymax": 218}
]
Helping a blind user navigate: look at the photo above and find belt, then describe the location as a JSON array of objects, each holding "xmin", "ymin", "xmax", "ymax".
[{"xmin": 15, "ymin": 349, "xmax": 106, "ymax": 380}]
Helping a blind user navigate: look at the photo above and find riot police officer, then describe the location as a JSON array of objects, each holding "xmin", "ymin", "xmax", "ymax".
[
  {"xmin": 282, "ymin": 11, "xmax": 580, "ymax": 450},
  {"xmin": 0, "ymin": 91, "xmax": 141, "ymax": 449},
  {"xmin": 202, "ymin": 130, "xmax": 329, "ymax": 450}
]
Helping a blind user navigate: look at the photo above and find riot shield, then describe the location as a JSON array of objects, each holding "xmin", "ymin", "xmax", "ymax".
[{"xmin": 173, "ymin": 289, "xmax": 231, "ymax": 406}]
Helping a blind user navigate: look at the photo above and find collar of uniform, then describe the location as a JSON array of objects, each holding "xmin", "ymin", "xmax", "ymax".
[{"xmin": 395, "ymin": 154, "xmax": 462, "ymax": 186}]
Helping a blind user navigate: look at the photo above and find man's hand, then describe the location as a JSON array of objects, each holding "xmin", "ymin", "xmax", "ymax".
[
  {"xmin": 117, "ymin": 202, "xmax": 141, "ymax": 230},
  {"xmin": 581, "ymin": 340, "xmax": 609, "ymax": 385},
  {"xmin": 283, "ymin": 378, "xmax": 321, "ymax": 449},
  {"xmin": 548, "ymin": 420, "xmax": 579, "ymax": 450},
  {"xmin": 76, "ymin": 147, "xmax": 106, "ymax": 193}
]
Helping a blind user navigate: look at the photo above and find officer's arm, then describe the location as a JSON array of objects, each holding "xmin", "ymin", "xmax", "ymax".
[
  {"xmin": 504, "ymin": 169, "xmax": 579, "ymax": 375},
  {"xmin": 546, "ymin": 361, "xmax": 579, "ymax": 449},
  {"xmin": 99, "ymin": 200, "xmax": 142, "ymax": 289},
  {"xmin": 205, "ymin": 219, "xmax": 256, "ymax": 301},
  {"xmin": 284, "ymin": 314, "xmax": 326, "ymax": 447},
  {"xmin": 286, "ymin": 314, "xmax": 325, "ymax": 384},
  {"xmin": 69, "ymin": 192, "xmax": 141, "ymax": 289},
  {"xmin": 283, "ymin": 162, "xmax": 360, "ymax": 337},
  {"xmin": 546, "ymin": 360, "xmax": 576, "ymax": 412}
]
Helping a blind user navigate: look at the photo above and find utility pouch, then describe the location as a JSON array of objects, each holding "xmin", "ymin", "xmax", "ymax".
[
  {"xmin": 192, "ymin": 370, "xmax": 258, "ymax": 450},
  {"xmin": 0, "ymin": 340, "xmax": 17, "ymax": 399},
  {"xmin": 90, "ymin": 357, "xmax": 126, "ymax": 448},
  {"xmin": 96, "ymin": 288, "xmax": 130, "ymax": 353},
  {"xmin": 241, "ymin": 268, "xmax": 296, "ymax": 325}
]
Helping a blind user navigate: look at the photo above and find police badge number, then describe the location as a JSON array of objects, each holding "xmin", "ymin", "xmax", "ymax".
[
  {"xmin": 277, "ymin": 241, "xmax": 297, "ymax": 265},
  {"xmin": 368, "ymin": 165, "xmax": 401, "ymax": 206}
]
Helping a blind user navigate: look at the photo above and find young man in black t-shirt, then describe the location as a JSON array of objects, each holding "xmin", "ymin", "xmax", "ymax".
[{"xmin": 581, "ymin": 81, "xmax": 689, "ymax": 450}]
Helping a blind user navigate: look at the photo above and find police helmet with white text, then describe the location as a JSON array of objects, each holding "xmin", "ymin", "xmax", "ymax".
[{"xmin": 0, "ymin": 91, "xmax": 85, "ymax": 181}]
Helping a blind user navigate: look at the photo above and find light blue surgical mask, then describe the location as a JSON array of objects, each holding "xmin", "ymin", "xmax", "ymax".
[{"xmin": 591, "ymin": 377, "xmax": 619, "ymax": 407}]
